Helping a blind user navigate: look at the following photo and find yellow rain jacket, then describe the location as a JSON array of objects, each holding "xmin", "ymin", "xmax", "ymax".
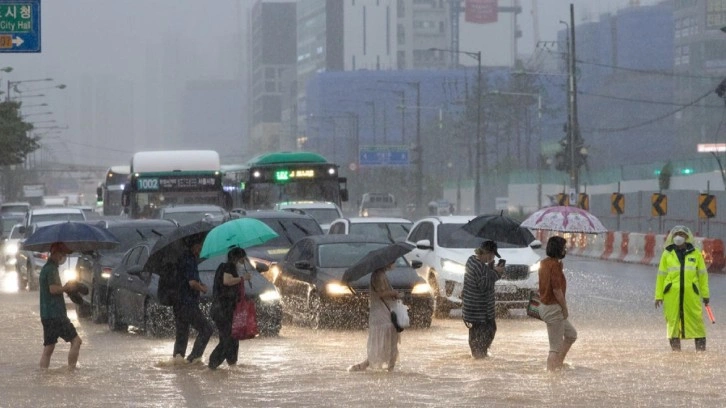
[{"xmin": 654, "ymin": 226, "xmax": 710, "ymax": 339}]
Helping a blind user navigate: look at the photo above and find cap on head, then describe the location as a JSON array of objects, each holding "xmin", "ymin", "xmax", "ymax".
[
  {"xmin": 50, "ymin": 242, "xmax": 72, "ymax": 255},
  {"xmin": 480, "ymin": 240, "xmax": 501, "ymax": 258}
]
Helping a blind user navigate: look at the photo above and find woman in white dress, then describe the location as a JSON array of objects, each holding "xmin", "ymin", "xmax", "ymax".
[{"xmin": 348, "ymin": 263, "xmax": 400, "ymax": 372}]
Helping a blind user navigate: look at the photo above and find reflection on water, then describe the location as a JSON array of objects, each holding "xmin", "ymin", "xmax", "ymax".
[{"xmin": 1, "ymin": 260, "xmax": 725, "ymax": 407}]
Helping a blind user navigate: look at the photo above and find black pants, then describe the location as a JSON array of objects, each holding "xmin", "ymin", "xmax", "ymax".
[
  {"xmin": 208, "ymin": 313, "xmax": 239, "ymax": 369},
  {"xmin": 173, "ymin": 302, "xmax": 213, "ymax": 361},
  {"xmin": 468, "ymin": 319, "xmax": 497, "ymax": 359},
  {"xmin": 670, "ymin": 337, "xmax": 706, "ymax": 351}
]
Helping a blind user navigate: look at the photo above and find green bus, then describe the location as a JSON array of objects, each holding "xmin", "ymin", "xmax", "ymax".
[{"xmin": 223, "ymin": 151, "xmax": 348, "ymax": 210}]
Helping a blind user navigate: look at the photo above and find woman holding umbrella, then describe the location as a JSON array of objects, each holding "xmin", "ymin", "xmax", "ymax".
[
  {"xmin": 208, "ymin": 247, "xmax": 252, "ymax": 369},
  {"xmin": 348, "ymin": 262, "xmax": 401, "ymax": 372}
]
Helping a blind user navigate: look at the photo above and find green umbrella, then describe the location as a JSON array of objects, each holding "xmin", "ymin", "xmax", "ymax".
[{"xmin": 200, "ymin": 218, "xmax": 279, "ymax": 259}]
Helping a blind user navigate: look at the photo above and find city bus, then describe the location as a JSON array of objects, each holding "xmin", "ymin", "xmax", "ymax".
[
  {"xmin": 223, "ymin": 151, "xmax": 348, "ymax": 210},
  {"xmin": 97, "ymin": 165, "xmax": 130, "ymax": 216},
  {"xmin": 121, "ymin": 150, "xmax": 228, "ymax": 219}
]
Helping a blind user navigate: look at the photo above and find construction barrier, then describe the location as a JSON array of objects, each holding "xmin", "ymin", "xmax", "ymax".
[{"xmin": 535, "ymin": 231, "xmax": 725, "ymax": 273}]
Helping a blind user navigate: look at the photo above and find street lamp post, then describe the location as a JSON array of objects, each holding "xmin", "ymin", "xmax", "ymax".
[
  {"xmin": 429, "ymin": 47, "xmax": 482, "ymax": 214},
  {"xmin": 7, "ymin": 78, "xmax": 52, "ymax": 101}
]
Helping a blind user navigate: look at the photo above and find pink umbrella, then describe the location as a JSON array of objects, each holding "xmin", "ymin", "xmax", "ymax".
[{"xmin": 520, "ymin": 206, "xmax": 607, "ymax": 234}]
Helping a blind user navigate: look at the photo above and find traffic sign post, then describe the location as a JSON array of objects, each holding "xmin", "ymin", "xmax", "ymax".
[
  {"xmin": 611, "ymin": 193, "xmax": 624, "ymax": 215},
  {"xmin": 0, "ymin": 1, "xmax": 40, "ymax": 53},
  {"xmin": 699, "ymin": 194, "xmax": 716, "ymax": 219},
  {"xmin": 577, "ymin": 193, "xmax": 589, "ymax": 211},
  {"xmin": 651, "ymin": 193, "xmax": 667, "ymax": 234},
  {"xmin": 359, "ymin": 145, "xmax": 409, "ymax": 167}
]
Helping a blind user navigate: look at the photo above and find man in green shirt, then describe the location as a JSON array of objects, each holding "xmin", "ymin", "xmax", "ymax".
[{"xmin": 39, "ymin": 242, "xmax": 82, "ymax": 369}]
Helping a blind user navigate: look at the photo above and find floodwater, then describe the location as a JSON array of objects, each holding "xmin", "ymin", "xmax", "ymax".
[{"xmin": 1, "ymin": 257, "xmax": 725, "ymax": 407}]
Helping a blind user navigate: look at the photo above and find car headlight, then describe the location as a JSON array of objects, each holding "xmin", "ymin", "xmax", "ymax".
[
  {"xmin": 259, "ymin": 289, "xmax": 281, "ymax": 302},
  {"xmin": 411, "ymin": 282, "xmax": 432, "ymax": 295},
  {"xmin": 325, "ymin": 282, "xmax": 353, "ymax": 296},
  {"xmin": 529, "ymin": 261, "xmax": 541, "ymax": 273},
  {"xmin": 101, "ymin": 267, "xmax": 112, "ymax": 279},
  {"xmin": 63, "ymin": 268, "xmax": 78, "ymax": 282},
  {"xmin": 441, "ymin": 258, "xmax": 466, "ymax": 274},
  {"xmin": 4, "ymin": 243, "xmax": 18, "ymax": 256}
]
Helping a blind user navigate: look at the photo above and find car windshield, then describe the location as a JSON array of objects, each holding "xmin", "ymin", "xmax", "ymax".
[
  {"xmin": 32, "ymin": 213, "xmax": 85, "ymax": 223},
  {"xmin": 317, "ymin": 242, "xmax": 407, "ymax": 269},
  {"xmin": 9, "ymin": 226, "xmax": 23, "ymax": 239},
  {"xmin": 437, "ymin": 223, "xmax": 484, "ymax": 248},
  {"xmin": 295, "ymin": 208, "xmax": 339, "ymax": 225},
  {"xmin": 349, "ymin": 222, "xmax": 411, "ymax": 243},
  {"xmin": 100, "ymin": 225, "xmax": 177, "ymax": 254},
  {"xmin": 256, "ymin": 218, "xmax": 323, "ymax": 247},
  {"xmin": 2, "ymin": 216, "xmax": 23, "ymax": 235}
]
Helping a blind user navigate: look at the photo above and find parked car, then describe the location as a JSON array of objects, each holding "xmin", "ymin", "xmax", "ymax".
[
  {"xmin": 239, "ymin": 210, "xmax": 325, "ymax": 281},
  {"xmin": 106, "ymin": 242, "xmax": 282, "ymax": 337},
  {"xmin": 1, "ymin": 213, "xmax": 24, "ymax": 261},
  {"xmin": 74, "ymin": 219, "xmax": 179, "ymax": 323},
  {"xmin": 20, "ymin": 207, "xmax": 86, "ymax": 230},
  {"xmin": 404, "ymin": 216, "xmax": 541, "ymax": 318},
  {"xmin": 274, "ymin": 201, "xmax": 343, "ymax": 233},
  {"xmin": 328, "ymin": 217, "xmax": 413, "ymax": 243},
  {"xmin": 3, "ymin": 223, "xmax": 23, "ymax": 271},
  {"xmin": 358, "ymin": 192, "xmax": 403, "ymax": 217},
  {"xmin": 151, "ymin": 204, "xmax": 229, "ymax": 226},
  {"xmin": 16, "ymin": 221, "xmax": 81, "ymax": 291},
  {"xmin": 275, "ymin": 234, "xmax": 433, "ymax": 329}
]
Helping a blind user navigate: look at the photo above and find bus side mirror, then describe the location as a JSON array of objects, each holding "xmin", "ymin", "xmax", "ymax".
[
  {"xmin": 340, "ymin": 188, "xmax": 349, "ymax": 202},
  {"xmin": 96, "ymin": 186, "xmax": 103, "ymax": 201}
]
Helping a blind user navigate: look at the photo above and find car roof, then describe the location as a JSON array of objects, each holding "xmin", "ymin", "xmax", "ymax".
[
  {"xmin": 90, "ymin": 219, "xmax": 179, "ymax": 229},
  {"xmin": 29, "ymin": 207, "xmax": 84, "ymax": 215},
  {"xmin": 243, "ymin": 210, "xmax": 319, "ymax": 221},
  {"xmin": 275, "ymin": 201, "xmax": 339, "ymax": 209},
  {"xmin": 299, "ymin": 234, "xmax": 390, "ymax": 246},
  {"xmin": 334, "ymin": 217, "xmax": 412, "ymax": 224},
  {"xmin": 417, "ymin": 215, "xmax": 476, "ymax": 224},
  {"xmin": 159, "ymin": 205, "xmax": 225, "ymax": 213}
]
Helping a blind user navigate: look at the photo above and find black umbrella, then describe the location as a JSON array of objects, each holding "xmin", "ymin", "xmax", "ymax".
[
  {"xmin": 342, "ymin": 241, "xmax": 414, "ymax": 283},
  {"xmin": 461, "ymin": 213, "xmax": 535, "ymax": 246},
  {"xmin": 145, "ymin": 220, "xmax": 216, "ymax": 273},
  {"xmin": 21, "ymin": 221, "xmax": 120, "ymax": 252}
]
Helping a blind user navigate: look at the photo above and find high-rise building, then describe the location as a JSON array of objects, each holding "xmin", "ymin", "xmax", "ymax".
[{"xmin": 248, "ymin": 0, "xmax": 298, "ymax": 153}]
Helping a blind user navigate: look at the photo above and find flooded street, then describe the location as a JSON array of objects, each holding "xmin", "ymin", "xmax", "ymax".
[{"xmin": 1, "ymin": 256, "xmax": 726, "ymax": 407}]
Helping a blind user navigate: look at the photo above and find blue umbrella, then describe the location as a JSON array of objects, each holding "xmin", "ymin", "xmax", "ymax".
[
  {"xmin": 200, "ymin": 218, "xmax": 278, "ymax": 259},
  {"xmin": 21, "ymin": 221, "xmax": 120, "ymax": 252}
]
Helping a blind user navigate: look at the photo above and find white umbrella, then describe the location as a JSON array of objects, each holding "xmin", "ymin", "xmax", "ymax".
[{"xmin": 520, "ymin": 206, "xmax": 607, "ymax": 234}]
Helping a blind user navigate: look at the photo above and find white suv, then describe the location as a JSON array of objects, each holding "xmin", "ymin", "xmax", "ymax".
[{"xmin": 404, "ymin": 216, "xmax": 541, "ymax": 318}]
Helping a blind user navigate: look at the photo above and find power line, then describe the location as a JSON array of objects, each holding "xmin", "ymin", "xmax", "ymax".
[
  {"xmin": 579, "ymin": 90, "xmax": 724, "ymax": 108},
  {"xmin": 583, "ymin": 90, "xmax": 712, "ymax": 133}
]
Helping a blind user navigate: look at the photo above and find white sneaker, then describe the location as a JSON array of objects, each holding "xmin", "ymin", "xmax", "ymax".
[{"xmin": 187, "ymin": 357, "xmax": 203, "ymax": 365}]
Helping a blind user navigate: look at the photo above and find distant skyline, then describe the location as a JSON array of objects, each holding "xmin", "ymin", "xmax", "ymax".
[{"xmin": 0, "ymin": 0, "xmax": 662, "ymax": 167}]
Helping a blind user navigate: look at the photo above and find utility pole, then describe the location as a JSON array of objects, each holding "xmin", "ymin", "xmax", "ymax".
[{"xmin": 568, "ymin": 4, "xmax": 581, "ymax": 195}]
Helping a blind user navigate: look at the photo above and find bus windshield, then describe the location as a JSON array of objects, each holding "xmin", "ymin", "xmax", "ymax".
[{"xmin": 247, "ymin": 180, "xmax": 342, "ymax": 209}]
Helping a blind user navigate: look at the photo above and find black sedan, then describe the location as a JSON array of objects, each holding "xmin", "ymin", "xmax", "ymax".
[
  {"xmin": 275, "ymin": 234, "xmax": 433, "ymax": 329},
  {"xmin": 74, "ymin": 219, "xmax": 178, "ymax": 323},
  {"xmin": 106, "ymin": 242, "xmax": 283, "ymax": 337}
]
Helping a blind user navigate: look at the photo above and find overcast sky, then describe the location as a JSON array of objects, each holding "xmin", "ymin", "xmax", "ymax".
[{"xmin": 1, "ymin": 0, "xmax": 658, "ymax": 166}]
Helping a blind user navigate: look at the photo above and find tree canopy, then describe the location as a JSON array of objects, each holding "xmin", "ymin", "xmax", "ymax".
[{"xmin": 0, "ymin": 100, "xmax": 38, "ymax": 165}]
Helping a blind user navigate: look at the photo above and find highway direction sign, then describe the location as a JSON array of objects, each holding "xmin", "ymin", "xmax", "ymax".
[{"xmin": 0, "ymin": 1, "xmax": 40, "ymax": 53}]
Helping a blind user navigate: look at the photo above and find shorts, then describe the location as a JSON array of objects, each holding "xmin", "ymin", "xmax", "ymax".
[
  {"xmin": 42, "ymin": 317, "xmax": 78, "ymax": 346},
  {"xmin": 539, "ymin": 303, "xmax": 577, "ymax": 353}
]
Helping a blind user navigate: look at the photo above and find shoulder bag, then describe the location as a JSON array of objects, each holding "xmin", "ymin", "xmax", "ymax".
[
  {"xmin": 231, "ymin": 281, "xmax": 259, "ymax": 340},
  {"xmin": 372, "ymin": 280, "xmax": 409, "ymax": 332},
  {"xmin": 526, "ymin": 290, "xmax": 542, "ymax": 320}
]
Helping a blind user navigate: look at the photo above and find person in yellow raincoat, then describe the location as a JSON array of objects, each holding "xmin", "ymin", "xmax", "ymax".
[{"xmin": 654, "ymin": 225, "xmax": 710, "ymax": 351}]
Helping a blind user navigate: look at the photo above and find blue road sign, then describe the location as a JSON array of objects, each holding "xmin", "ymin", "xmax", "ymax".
[
  {"xmin": 359, "ymin": 146, "xmax": 410, "ymax": 166},
  {"xmin": 0, "ymin": 1, "xmax": 40, "ymax": 53}
]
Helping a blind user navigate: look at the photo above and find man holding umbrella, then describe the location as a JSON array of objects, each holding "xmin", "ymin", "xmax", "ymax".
[
  {"xmin": 173, "ymin": 237, "xmax": 213, "ymax": 364},
  {"xmin": 462, "ymin": 240, "xmax": 505, "ymax": 359},
  {"xmin": 39, "ymin": 242, "xmax": 82, "ymax": 369}
]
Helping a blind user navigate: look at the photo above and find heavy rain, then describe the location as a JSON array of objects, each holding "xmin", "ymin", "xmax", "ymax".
[{"xmin": 2, "ymin": 1, "xmax": 726, "ymax": 407}]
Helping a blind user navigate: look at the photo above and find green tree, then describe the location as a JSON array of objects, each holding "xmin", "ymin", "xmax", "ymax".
[{"xmin": 0, "ymin": 100, "xmax": 37, "ymax": 165}]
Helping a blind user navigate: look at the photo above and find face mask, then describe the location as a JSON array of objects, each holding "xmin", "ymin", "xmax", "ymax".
[{"xmin": 673, "ymin": 236, "xmax": 686, "ymax": 246}]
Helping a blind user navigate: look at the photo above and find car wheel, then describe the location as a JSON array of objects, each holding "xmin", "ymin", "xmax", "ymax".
[
  {"xmin": 91, "ymin": 285, "xmax": 107, "ymax": 324},
  {"xmin": 16, "ymin": 267, "xmax": 27, "ymax": 291},
  {"xmin": 75, "ymin": 301, "xmax": 91, "ymax": 319},
  {"xmin": 27, "ymin": 262, "xmax": 38, "ymax": 291},
  {"xmin": 144, "ymin": 299, "xmax": 165, "ymax": 337},
  {"xmin": 107, "ymin": 293, "xmax": 127, "ymax": 332},
  {"xmin": 257, "ymin": 301, "xmax": 282, "ymax": 337},
  {"xmin": 308, "ymin": 292, "xmax": 327, "ymax": 330},
  {"xmin": 409, "ymin": 302, "xmax": 433, "ymax": 329},
  {"xmin": 428, "ymin": 273, "xmax": 450, "ymax": 319}
]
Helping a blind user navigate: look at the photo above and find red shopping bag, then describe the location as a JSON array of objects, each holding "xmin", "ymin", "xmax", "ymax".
[{"xmin": 231, "ymin": 283, "xmax": 258, "ymax": 340}]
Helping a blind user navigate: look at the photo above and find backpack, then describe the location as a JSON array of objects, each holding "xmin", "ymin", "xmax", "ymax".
[{"xmin": 157, "ymin": 262, "xmax": 180, "ymax": 306}]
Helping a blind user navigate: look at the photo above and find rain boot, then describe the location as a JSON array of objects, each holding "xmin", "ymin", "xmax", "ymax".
[
  {"xmin": 669, "ymin": 338, "xmax": 681, "ymax": 351},
  {"xmin": 695, "ymin": 338, "xmax": 706, "ymax": 351}
]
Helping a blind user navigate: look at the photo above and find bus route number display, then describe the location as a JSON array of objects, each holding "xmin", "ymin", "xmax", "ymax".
[
  {"xmin": 274, "ymin": 169, "xmax": 315, "ymax": 182},
  {"xmin": 136, "ymin": 176, "xmax": 218, "ymax": 191}
]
